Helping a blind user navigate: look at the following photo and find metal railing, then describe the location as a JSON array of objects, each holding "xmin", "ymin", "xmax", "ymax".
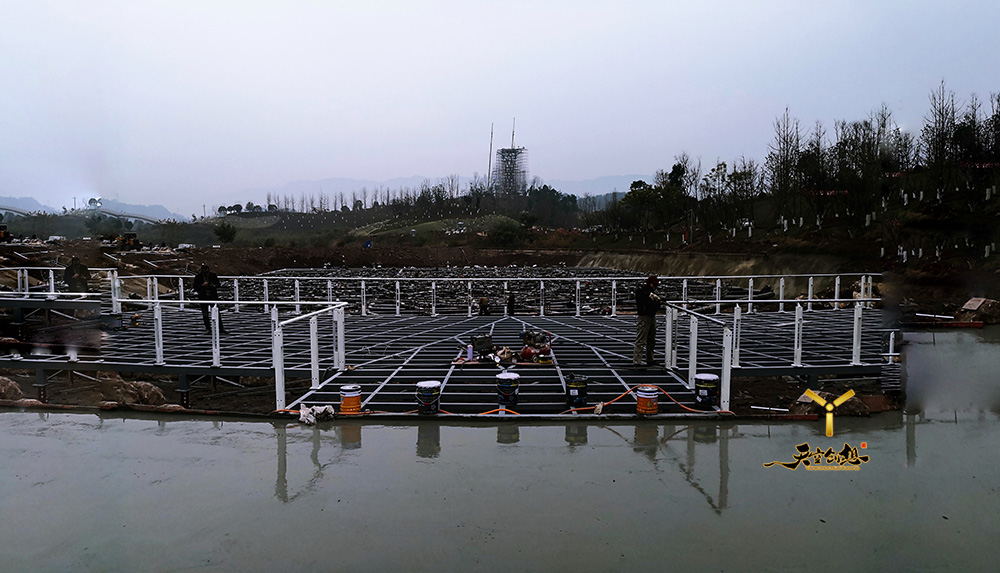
[
  {"xmin": 2, "ymin": 268, "xmax": 886, "ymax": 413},
  {"xmin": 103, "ymin": 271, "xmax": 881, "ymax": 318},
  {"xmin": 271, "ymin": 302, "xmax": 347, "ymax": 410},
  {"xmin": 115, "ymin": 297, "xmax": 348, "ymax": 410}
]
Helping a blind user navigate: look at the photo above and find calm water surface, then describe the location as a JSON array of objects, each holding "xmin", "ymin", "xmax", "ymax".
[{"xmin": 2, "ymin": 328, "xmax": 999, "ymax": 572}]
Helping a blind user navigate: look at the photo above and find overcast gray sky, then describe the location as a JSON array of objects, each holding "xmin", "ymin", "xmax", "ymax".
[{"xmin": 2, "ymin": 0, "xmax": 997, "ymax": 215}]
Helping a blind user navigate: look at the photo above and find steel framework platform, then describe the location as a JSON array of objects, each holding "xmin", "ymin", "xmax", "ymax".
[{"xmin": 0, "ymin": 302, "xmax": 897, "ymax": 416}]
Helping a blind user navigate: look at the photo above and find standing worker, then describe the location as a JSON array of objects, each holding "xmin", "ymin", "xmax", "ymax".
[
  {"xmin": 194, "ymin": 263, "xmax": 227, "ymax": 334},
  {"xmin": 63, "ymin": 256, "xmax": 90, "ymax": 293},
  {"xmin": 633, "ymin": 276, "xmax": 661, "ymax": 367}
]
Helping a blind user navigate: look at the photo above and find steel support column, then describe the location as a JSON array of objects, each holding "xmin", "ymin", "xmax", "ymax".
[
  {"xmin": 792, "ymin": 304, "xmax": 803, "ymax": 367},
  {"xmin": 852, "ymin": 303, "xmax": 863, "ymax": 365},
  {"xmin": 687, "ymin": 315, "xmax": 698, "ymax": 388},
  {"xmin": 721, "ymin": 326, "xmax": 733, "ymax": 411}
]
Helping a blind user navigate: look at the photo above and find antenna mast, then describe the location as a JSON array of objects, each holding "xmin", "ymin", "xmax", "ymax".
[
  {"xmin": 511, "ymin": 117, "xmax": 516, "ymax": 148},
  {"xmin": 487, "ymin": 123, "xmax": 494, "ymax": 194}
]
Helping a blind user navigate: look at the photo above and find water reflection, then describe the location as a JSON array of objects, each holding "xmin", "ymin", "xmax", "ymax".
[
  {"xmin": 341, "ymin": 424, "xmax": 362, "ymax": 449},
  {"xmin": 906, "ymin": 412, "xmax": 918, "ymax": 467},
  {"xmin": 270, "ymin": 421, "xmax": 737, "ymax": 513},
  {"xmin": 416, "ymin": 424, "xmax": 440, "ymax": 458},
  {"xmin": 565, "ymin": 424, "xmax": 587, "ymax": 446},
  {"xmin": 632, "ymin": 424, "xmax": 657, "ymax": 460},
  {"xmin": 497, "ymin": 424, "xmax": 519, "ymax": 444}
]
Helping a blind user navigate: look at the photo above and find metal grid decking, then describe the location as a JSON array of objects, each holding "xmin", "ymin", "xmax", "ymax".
[{"xmin": 0, "ymin": 302, "xmax": 896, "ymax": 416}]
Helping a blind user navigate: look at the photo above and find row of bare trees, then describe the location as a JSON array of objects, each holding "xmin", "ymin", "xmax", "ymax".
[{"xmin": 586, "ymin": 83, "xmax": 1000, "ymax": 237}]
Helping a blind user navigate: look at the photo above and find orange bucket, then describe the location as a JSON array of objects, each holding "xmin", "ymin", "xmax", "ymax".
[
  {"xmin": 339, "ymin": 385, "xmax": 362, "ymax": 414},
  {"xmin": 636, "ymin": 385, "xmax": 659, "ymax": 415}
]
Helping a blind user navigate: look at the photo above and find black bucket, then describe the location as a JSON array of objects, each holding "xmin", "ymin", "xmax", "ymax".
[
  {"xmin": 496, "ymin": 372, "xmax": 519, "ymax": 406},
  {"xmin": 566, "ymin": 374, "xmax": 588, "ymax": 408},
  {"xmin": 694, "ymin": 373, "xmax": 719, "ymax": 408}
]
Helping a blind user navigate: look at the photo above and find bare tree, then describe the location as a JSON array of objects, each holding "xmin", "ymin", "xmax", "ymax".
[
  {"xmin": 766, "ymin": 108, "xmax": 803, "ymax": 219},
  {"xmin": 444, "ymin": 174, "xmax": 460, "ymax": 199},
  {"xmin": 920, "ymin": 82, "xmax": 958, "ymax": 176},
  {"xmin": 673, "ymin": 152, "xmax": 702, "ymax": 199}
]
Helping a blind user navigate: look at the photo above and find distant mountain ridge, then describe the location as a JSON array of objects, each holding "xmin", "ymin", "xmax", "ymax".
[
  {"xmin": 0, "ymin": 196, "xmax": 185, "ymax": 221},
  {"xmin": 545, "ymin": 175, "xmax": 652, "ymax": 197},
  {"xmin": 0, "ymin": 196, "xmax": 57, "ymax": 214}
]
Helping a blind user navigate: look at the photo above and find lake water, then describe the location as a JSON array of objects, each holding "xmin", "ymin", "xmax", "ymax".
[{"xmin": 2, "ymin": 328, "xmax": 999, "ymax": 572}]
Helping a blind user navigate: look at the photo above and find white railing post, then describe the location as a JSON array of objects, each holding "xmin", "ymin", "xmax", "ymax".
[
  {"xmin": 807, "ymin": 277, "xmax": 814, "ymax": 311},
  {"xmin": 733, "ymin": 305, "xmax": 742, "ymax": 368},
  {"xmin": 146, "ymin": 277, "xmax": 153, "ymax": 309},
  {"xmin": 327, "ymin": 280, "xmax": 333, "ymax": 304},
  {"xmin": 179, "ymin": 277, "xmax": 186, "ymax": 310},
  {"xmin": 539, "ymin": 280, "xmax": 545, "ymax": 316},
  {"xmin": 48, "ymin": 270, "xmax": 55, "ymax": 294},
  {"xmin": 17, "ymin": 269, "xmax": 24, "ymax": 293},
  {"xmin": 211, "ymin": 305, "xmax": 221, "ymax": 367},
  {"xmin": 664, "ymin": 307, "xmax": 677, "ymax": 368},
  {"xmin": 852, "ymin": 303, "xmax": 863, "ymax": 365},
  {"xmin": 611, "ymin": 280, "xmax": 617, "ymax": 316},
  {"xmin": 360, "ymin": 280, "xmax": 366, "ymax": 316},
  {"xmin": 682, "ymin": 279, "xmax": 689, "ymax": 309},
  {"xmin": 263, "ymin": 279, "xmax": 270, "ymax": 313},
  {"xmin": 779, "ymin": 277, "xmax": 786, "ymax": 313},
  {"xmin": 310, "ymin": 315, "xmax": 320, "ymax": 389},
  {"xmin": 721, "ymin": 326, "xmax": 733, "ymax": 411},
  {"xmin": 792, "ymin": 304, "xmax": 803, "ymax": 367},
  {"xmin": 154, "ymin": 303, "xmax": 164, "ymax": 365},
  {"xmin": 294, "ymin": 279, "xmax": 301, "ymax": 315},
  {"xmin": 575, "ymin": 280, "xmax": 581, "ymax": 317},
  {"xmin": 503, "ymin": 281, "xmax": 509, "ymax": 316},
  {"xmin": 715, "ymin": 279, "xmax": 722, "ymax": 314},
  {"xmin": 394, "ymin": 280, "xmax": 400, "ymax": 316},
  {"xmin": 153, "ymin": 277, "xmax": 160, "ymax": 304},
  {"xmin": 468, "ymin": 281, "xmax": 473, "ymax": 317},
  {"xmin": 833, "ymin": 276, "xmax": 841, "ymax": 310},
  {"xmin": 232, "ymin": 278, "xmax": 239, "ymax": 313},
  {"xmin": 334, "ymin": 306, "xmax": 346, "ymax": 371},
  {"xmin": 431, "ymin": 281, "xmax": 437, "ymax": 316},
  {"xmin": 272, "ymin": 324, "xmax": 286, "ymax": 411},
  {"xmin": 111, "ymin": 271, "xmax": 122, "ymax": 314},
  {"xmin": 687, "ymin": 315, "xmax": 699, "ymax": 389},
  {"xmin": 747, "ymin": 277, "xmax": 754, "ymax": 313},
  {"xmin": 887, "ymin": 330, "xmax": 896, "ymax": 364}
]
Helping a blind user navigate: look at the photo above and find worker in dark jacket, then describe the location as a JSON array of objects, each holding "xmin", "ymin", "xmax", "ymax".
[
  {"xmin": 194, "ymin": 264, "xmax": 227, "ymax": 333},
  {"xmin": 63, "ymin": 256, "xmax": 90, "ymax": 293},
  {"xmin": 633, "ymin": 276, "xmax": 661, "ymax": 366}
]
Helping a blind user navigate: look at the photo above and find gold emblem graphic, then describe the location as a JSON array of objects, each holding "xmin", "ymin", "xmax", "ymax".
[{"xmin": 804, "ymin": 389, "xmax": 855, "ymax": 437}]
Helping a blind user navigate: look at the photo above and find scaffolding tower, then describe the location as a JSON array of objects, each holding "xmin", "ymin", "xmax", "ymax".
[{"xmin": 492, "ymin": 147, "xmax": 528, "ymax": 196}]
